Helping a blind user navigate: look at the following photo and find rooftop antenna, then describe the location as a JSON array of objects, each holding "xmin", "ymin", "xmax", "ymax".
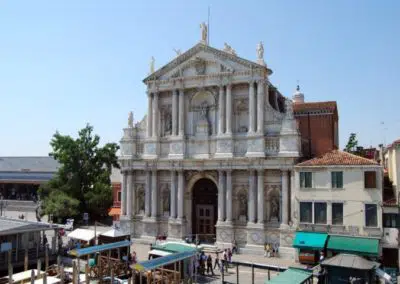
[{"xmin": 208, "ymin": 6, "xmax": 210, "ymax": 45}]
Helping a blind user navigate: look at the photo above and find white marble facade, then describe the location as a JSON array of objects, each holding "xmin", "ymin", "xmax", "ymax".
[{"xmin": 119, "ymin": 35, "xmax": 300, "ymax": 252}]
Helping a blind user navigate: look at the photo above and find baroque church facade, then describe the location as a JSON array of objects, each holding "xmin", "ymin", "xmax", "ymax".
[{"xmin": 119, "ymin": 26, "xmax": 300, "ymax": 253}]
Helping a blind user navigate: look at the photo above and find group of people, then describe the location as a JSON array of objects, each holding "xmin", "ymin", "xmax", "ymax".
[
  {"xmin": 264, "ymin": 242, "xmax": 279, "ymax": 258},
  {"xmin": 195, "ymin": 248, "xmax": 233, "ymax": 276}
]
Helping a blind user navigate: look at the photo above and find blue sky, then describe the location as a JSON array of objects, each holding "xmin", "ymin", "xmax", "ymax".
[{"xmin": 0, "ymin": 0, "xmax": 399, "ymax": 156}]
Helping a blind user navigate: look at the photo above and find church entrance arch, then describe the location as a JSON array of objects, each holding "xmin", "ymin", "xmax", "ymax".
[{"xmin": 191, "ymin": 178, "xmax": 218, "ymax": 242}]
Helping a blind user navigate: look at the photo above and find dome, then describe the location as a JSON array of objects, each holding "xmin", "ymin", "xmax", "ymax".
[{"xmin": 292, "ymin": 85, "xmax": 304, "ymax": 104}]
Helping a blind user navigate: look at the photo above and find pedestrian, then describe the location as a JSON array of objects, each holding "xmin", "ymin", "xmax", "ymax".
[
  {"xmin": 319, "ymin": 251, "xmax": 325, "ymax": 263},
  {"xmin": 214, "ymin": 252, "xmax": 221, "ymax": 270},
  {"xmin": 227, "ymin": 248, "xmax": 232, "ymax": 263},
  {"xmin": 206, "ymin": 254, "xmax": 214, "ymax": 275},
  {"xmin": 223, "ymin": 249, "xmax": 228, "ymax": 272},
  {"xmin": 232, "ymin": 240, "xmax": 238, "ymax": 254}
]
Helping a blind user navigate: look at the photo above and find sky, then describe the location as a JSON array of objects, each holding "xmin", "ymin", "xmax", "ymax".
[{"xmin": 0, "ymin": 0, "xmax": 399, "ymax": 156}]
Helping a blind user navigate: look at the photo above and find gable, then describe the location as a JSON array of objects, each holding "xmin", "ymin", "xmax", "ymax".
[{"xmin": 143, "ymin": 43, "xmax": 270, "ymax": 83}]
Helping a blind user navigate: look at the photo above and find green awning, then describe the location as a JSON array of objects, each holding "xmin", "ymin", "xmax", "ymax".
[
  {"xmin": 265, "ymin": 267, "xmax": 313, "ymax": 284},
  {"xmin": 293, "ymin": 232, "xmax": 328, "ymax": 250},
  {"xmin": 151, "ymin": 243, "xmax": 200, "ymax": 253},
  {"xmin": 327, "ymin": 235, "xmax": 379, "ymax": 256}
]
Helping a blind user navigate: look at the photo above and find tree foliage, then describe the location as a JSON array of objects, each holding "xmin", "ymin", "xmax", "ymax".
[
  {"xmin": 39, "ymin": 124, "xmax": 120, "ymax": 221},
  {"xmin": 344, "ymin": 133, "xmax": 358, "ymax": 153}
]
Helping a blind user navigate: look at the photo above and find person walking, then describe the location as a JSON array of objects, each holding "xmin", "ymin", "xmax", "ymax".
[
  {"xmin": 223, "ymin": 249, "xmax": 228, "ymax": 272},
  {"xmin": 206, "ymin": 254, "xmax": 214, "ymax": 275},
  {"xmin": 214, "ymin": 252, "xmax": 221, "ymax": 270}
]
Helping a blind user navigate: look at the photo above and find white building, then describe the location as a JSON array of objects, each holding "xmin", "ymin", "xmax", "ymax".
[
  {"xmin": 385, "ymin": 139, "xmax": 400, "ymax": 201},
  {"xmin": 293, "ymin": 150, "xmax": 383, "ymax": 261},
  {"xmin": 118, "ymin": 25, "xmax": 301, "ymax": 254}
]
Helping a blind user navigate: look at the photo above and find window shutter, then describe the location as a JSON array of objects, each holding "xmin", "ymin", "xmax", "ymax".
[
  {"xmin": 337, "ymin": 172, "xmax": 343, "ymax": 188},
  {"xmin": 306, "ymin": 172, "xmax": 312, "ymax": 187},
  {"xmin": 300, "ymin": 172, "xmax": 304, "ymax": 188}
]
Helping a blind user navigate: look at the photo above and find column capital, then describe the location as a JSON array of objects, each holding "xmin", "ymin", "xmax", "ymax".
[
  {"xmin": 226, "ymin": 83, "xmax": 232, "ymax": 90},
  {"xmin": 153, "ymin": 91, "xmax": 159, "ymax": 98},
  {"xmin": 257, "ymin": 169, "xmax": 264, "ymax": 175},
  {"xmin": 248, "ymin": 79, "xmax": 256, "ymax": 85},
  {"xmin": 281, "ymin": 170, "xmax": 289, "ymax": 177}
]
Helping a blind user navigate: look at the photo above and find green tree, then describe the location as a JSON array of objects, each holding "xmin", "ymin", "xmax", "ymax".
[
  {"xmin": 344, "ymin": 133, "xmax": 358, "ymax": 153},
  {"xmin": 39, "ymin": 124, "xmax": 119, "ymax": 221}
]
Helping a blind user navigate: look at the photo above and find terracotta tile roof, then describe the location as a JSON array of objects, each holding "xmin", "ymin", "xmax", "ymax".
[
  {"xmin": 296, "ymin": 150, "xmax": 379, "ymax": 166},
  {"xmin": 293, "ymin": 101, "xmax": 337, "ymax": 114},
  {"xmin": 387, "ymin": 138, "xmax": 400, "ymax": 149}
]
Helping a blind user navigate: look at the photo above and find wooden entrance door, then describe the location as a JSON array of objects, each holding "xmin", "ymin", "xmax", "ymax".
[{"xmin": 196, "ymin": 205, "xmax": 214, "ymax": 235}]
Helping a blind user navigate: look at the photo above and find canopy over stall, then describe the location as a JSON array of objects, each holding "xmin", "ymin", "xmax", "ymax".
[
  {"xmin": 100, "ymin": 229, "xmax": 129, "ymax": 238},
  {"xmin": 264, "ymin": 267, "xmax": 313, "ymax": 284},
  {"xmin": 133, "ymin": 250, "xmax": 197, "ymax": 272},
  {"xmin": 68, "ymin": 240, "xmax": 131, "ymax": 257},
  {"xmin": 326, "ymin": 235, "xmax": 379, "ymax": 256},
  {"xmin": 67, "ymin": 228, "xmax": 99, "ymax": 242},
  {"xmin": 293, "ymin": 232, "xmax": 328, "ymax": 250}
]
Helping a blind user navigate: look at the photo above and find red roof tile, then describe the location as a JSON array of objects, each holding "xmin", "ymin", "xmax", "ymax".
[
  {"xmin": 293, "ymin": 101, "xmax": 337, "ymax": 113},
  {"xmin": 296, "ymin": 150, "xmax": 379, "ymax": 166}
]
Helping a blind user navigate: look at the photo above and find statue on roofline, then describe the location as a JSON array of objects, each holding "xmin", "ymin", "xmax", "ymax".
[
  {"xmin": 200, "ymin": 22, "xmax": 208, "ymax": 43},
  {"xmin": 149, "ymin": 56, "xmax": 155, "ymax": 74},
  {"xmin": 257, "ymin": 41, "xmax": 264, "ymax": 60},
  {"xmin": 128, "ymin": 111, "xmax": 134, "ymax": 128}
]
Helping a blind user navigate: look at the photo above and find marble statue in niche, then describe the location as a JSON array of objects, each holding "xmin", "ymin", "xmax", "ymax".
[
  {"xmin": 164, "ymin": 111, "xmax": 172, "ymax": 135},
  {"xmin": 138, "ymin": 189, "xmax": 145, "ymax": 214},
  {"xmin": 269, "ymin": 194, "xmax": 280, "ymax": 222},
  {"xmin": 162, "ymin": 187, "xmax": 170, "ymax": 216},
  {"xmin": 237, "ymin": 189, "xmax": 248, "ymax": 221}
]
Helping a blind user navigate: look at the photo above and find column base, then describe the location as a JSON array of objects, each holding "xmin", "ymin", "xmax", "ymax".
[
  {"xmin": 246, "ymin": 222, "xmax": 265, "ymax": 246},
  {"xmin": 168, "ymin": 218, "xmax": 186, "ymax": 239},
  {"xmin": 119, "ymin": 218, "xmax": 132, "ymax": 236},
  {"xmin": 142, "ymin": 217, "xmax": 159, "ymax": 238},
  {"xmin": 216, "ymin": 221, "xmax": 234, "ymax": 245},
  {"xmin": 168, "ymin": 138, "xmax": 185, "ymax": 159},
  {"xmin": 245, "ymin": 136, "xmax": 265, "ymax": 158},
  {"xmin": 279, "ymin": 226, "xmax": 296, "ymax": 260},
  {"xmin": 214, "ymin": 136, "xmax": 233, "ymax": 159}
]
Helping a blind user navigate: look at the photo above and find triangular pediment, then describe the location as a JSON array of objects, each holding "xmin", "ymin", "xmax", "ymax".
[{"xmin": 143, "ymin": 43, "xmax": 269, "ymax": 82}]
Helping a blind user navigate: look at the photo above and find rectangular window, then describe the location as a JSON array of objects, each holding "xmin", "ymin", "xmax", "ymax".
[
  {"xmin": 383, "ymin": 213, "xmax": 399, "ymax": 228},
  {"xmin": 331, "ymin": 171, "xmax": 343, "ymax": 188},
  {"xmin": 364, "ymin": 171, "xmax": 377, "ymax": 189},
  {"xmin": 314, "ymin": 202, "xmax": 327, "ymax": 224},
  {"xmin": 117, "ymin": 191, "xmax": 121, "ymax": 202},
  {"xmin": 365, "ymin": 204, "xmax": 378, "ymax": 227},
  {"xmin": 332, "ymin": 203, "xmax": 343, "ymax": 225},
  {"xmin": 300, "ymin": 202, "xmax": 313, "ymax": 223},
  {"xmin": 300, "ymin": 172, "xmax": 312, "ymax": 188}
]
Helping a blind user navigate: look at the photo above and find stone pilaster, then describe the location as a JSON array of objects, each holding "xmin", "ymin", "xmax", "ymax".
[
  {"xmin": 217, "ymin": 170, "xmax": 226, "ymax": 222},
  {"xmin": 151, "ymin": 169, "xmax": 158, "ymax": 218},
  {"xmin": 146, "ymin": 92, "xmax": 152, "ymax": 138},
  {"xmin": 327, "ymin": 202, "xmax": 332, "ymax": 225},
  {"xmin": 145, "ymin": 171, "xmax": 151, "ymax": 217},
  {"xmin": 248, "ymin": 81, "xmax": 256, "ymax": 133},
  {"xmin": 218, "ymin": 85, "xmax": 225, "ymax": 135},
  {"xmin": 178, "ymin": 89, "xmax": 185, "ymax": 137},
  {"xmin": 121, "ymin": 171, "xmax": 127, "ymax": 216},
  {"xmin": 172, "ymin": 90, "xmax": 178, "ymax": 136},
  {"xmin": 225, "ymin": 170, "xmax": 232, "ymax": 223},
  {"xmin": 247, "ymin": 170, "xmax": 256, "ymax": 223},
  {"xmin": 170, "ymin": 171, "xmax": 177, "ymax": 219},
  {"xmin": 256, "ymin": 80, "xmax": 265, "ymax": 134},
  {"xmin": 126, "ymin": 171, "xmax": 133, "ymax": 217},
  {"xmin": 225, "ymin": 84, "xmax": 232, "ymax": 135},
  {"xmin": 152, "ymin": 92, "xmax": 159, "ymax": 138},
  {"xmin": 281, "ymin": 170, "xmax": 289, "ymax": 228},
  {"xmin": 257, "ymin": 169, "xmax": 265, "ymax": 224},
  {"xmin": 177, "ymin": 170, "xmax": 184, "ymax": 220}
]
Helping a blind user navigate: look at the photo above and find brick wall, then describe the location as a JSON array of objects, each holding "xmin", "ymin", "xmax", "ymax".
[{"xmin": 112, "ymin": 182, "xmax": 121, "ymax": 207}]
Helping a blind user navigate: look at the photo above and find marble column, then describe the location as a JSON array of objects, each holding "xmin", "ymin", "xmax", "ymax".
[
  {"xmin": 218, "ymin": 85, "xmax": 225, "ymax": 135},
  {"xmin": 177, "ymin": 170, "xmax": 184, "ymax": 219},
  {"xmin": 147, "ymin": 93, "xmax": 153, "ymax": 138},
  {"xmin": 121, "ymin": 172, "xmax": 127, "ymax": 216},
  {"xmin": 131, "ymin": 176, "xmax": 136, "ymax": 216},
  {"xmin": 172, "ymin": 90, "xmax": 178, "ymax": 136},
  {"xmin": 170, "ymin": 171, "xmax": 177, "ymax": 219},
  {"xmin": 248, "ymin": 170, "xmax": 256, "ymax": 223},
  {"xmin": 145, "ymin": 171, "xmax": 151, "ymax": 217},
  {"xmin": 152, "ymin": 92, "xmax": 159, "ymax": 138},
  {"xmin": 151, "ymin": 170, "xmax": 158, "ymax": 218},
  {"xmin": 218, "ymin": 170, "xmax": 226, "ymax": 222},
  {"xmin": 274, "ymin": 90, "xmax": 279, "ymax": 110},
  {"xmin": 248, "ymin": 81, "xmax": 256, "ymax": 133},
  {"xmin": 257, "ymin": 169, "xmax": 265, "ymax": 224},
  {"xmin": 281, "ymin": 170, "xmax": 289, "ymax": 225},
  {"xmin": 225, "ymin": 84, "xmax": 232, "ymax": 135},
  {"xmin": 225, "ymin": 170, "xmax": 232, "ymax": 223},
  {"xmin": 178, "ymin": 89, "xmax": 185, "ymax": 136},
  {"xmin": 256, "ymin": 80, "xmax": 265, "ymax": 134},
  {"xmin": 126, "ymin": 171, "xmax": 133, "ymax": 217}
]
